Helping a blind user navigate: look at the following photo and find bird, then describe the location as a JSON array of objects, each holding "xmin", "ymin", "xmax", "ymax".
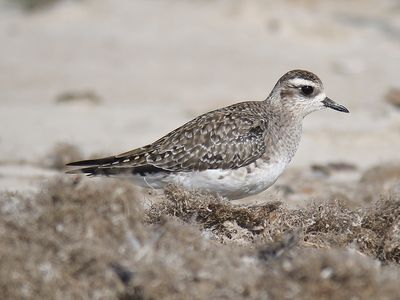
[{"xmin": 67, "ymin": 69, "xmax": 349, "ymax": 200}]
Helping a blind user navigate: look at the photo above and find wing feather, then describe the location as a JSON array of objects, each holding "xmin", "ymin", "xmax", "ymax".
[
  {"xmin": 142, "ymin": 107, "xmax": 268, "ymax": 171},
  {"xmin": 67, "ymin": 101, "xmax": 269, "ymax": 175}
]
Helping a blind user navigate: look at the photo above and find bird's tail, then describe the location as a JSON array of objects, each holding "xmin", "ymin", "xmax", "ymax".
[
  {"xmin": 66, "ymin": 166, "xmax": 119, "ymax": 176},
  {"xmin": 66, "ymin": 155, "xmax": 169, "ymax": 177},
  {"xmin": 66, "ymin": 156, "xmax": 127, "ymax": 176}
]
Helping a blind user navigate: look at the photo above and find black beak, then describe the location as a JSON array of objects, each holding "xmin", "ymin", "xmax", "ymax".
[{"xmin": 322, "ymin": 97, "xmax": 349, "ymax": 113}]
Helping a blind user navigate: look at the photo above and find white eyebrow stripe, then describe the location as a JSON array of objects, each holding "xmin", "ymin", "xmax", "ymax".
[{"xmin": 289, "ymin": 78, "xmax": 317, "ymax": 87}]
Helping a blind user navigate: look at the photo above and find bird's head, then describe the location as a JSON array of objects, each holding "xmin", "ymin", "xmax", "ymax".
[{"xmin": 268, "ymin": 69, "xmax": 349, "ymax": 117}]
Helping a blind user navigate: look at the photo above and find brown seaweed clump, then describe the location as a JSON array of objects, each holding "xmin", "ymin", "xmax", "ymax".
[
  {"xmin": 0, "ymin": 177, "xmax": 143, "ymax": 299},
  {"xmin": 147, "ymin": 185, "xmax": 284, "ymax": 244},
  {"xmin": 153, "ymin": 184, "xmax": 400, "ymax": 264},
  {"xmin": 0, "ymin": 177, "xmax": 399, "ymax": 299},
  {"xmin": 261, "ymin": 248, "xmax": 399, "ymax": 300},
  {"xmin": 361, "ymin": 195, "xmax": 400, "ymax": 263}
]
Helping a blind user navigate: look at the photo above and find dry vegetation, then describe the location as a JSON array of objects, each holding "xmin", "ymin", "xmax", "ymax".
[{"xmin": 0, "ymin": 172, "xmax": 399, "ymax": 299}]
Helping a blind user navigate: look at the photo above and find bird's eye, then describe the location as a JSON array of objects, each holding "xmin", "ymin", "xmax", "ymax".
[{"xmin": 301, "ymin": 86, "xmax": 314, "ymax": 96}]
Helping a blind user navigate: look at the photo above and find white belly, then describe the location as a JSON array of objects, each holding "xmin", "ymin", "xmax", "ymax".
[{"xmin": 133, "ymin": 160, "xmax": 288, "ymax": 200}]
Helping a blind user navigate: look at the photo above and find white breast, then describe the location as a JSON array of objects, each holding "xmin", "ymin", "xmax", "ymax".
[{"xmin": 135, "ymin": 159, "xmax": 289, "ymax": 200}]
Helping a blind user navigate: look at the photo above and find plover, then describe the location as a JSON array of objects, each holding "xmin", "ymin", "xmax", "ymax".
[{"xmin": 67, "ymin": 70, "xmax": 349, "ymax": 199}]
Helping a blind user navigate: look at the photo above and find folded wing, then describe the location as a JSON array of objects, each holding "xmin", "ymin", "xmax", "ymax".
[{"xmin": 67, "ymin": 103, "xmax": 268, "ymax": 176}]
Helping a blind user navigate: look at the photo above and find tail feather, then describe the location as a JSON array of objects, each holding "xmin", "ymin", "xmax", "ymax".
[
  {"xmin": 66, "ymin": 156, "xmax": 117, "ymax": 167},
  {"xmin": 66, "ymin": 166, "xmax": 132, "ymax": 176},
  {"xmin": 66, "ymin": 161, "xmax": 170, "ymax": 177},
  {"xmin": 66, "ymin": 166, "xmax": 98, "ymax": 176},
  {"xmin": 66, "ymin": 155, "xmax": 125, "ymax": 176}
]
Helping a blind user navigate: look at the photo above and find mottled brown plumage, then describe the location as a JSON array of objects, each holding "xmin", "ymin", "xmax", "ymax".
[{"xmin": 68, "ymin": 102, "xmax": 269, "ymax": 173}]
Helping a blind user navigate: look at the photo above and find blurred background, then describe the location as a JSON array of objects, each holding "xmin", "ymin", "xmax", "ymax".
[{"xmin": 0, "ymin": 0, "xmax": 399, "ymax": 199}]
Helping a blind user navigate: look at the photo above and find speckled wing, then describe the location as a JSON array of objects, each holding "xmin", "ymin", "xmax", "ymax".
[
  {"xmin": 67, "ymin": 102, "xmax": 268, "ymax": 175},
  {"xmin": 142, "ymin": 109, "xmax": 267, "ymax": 171}
]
